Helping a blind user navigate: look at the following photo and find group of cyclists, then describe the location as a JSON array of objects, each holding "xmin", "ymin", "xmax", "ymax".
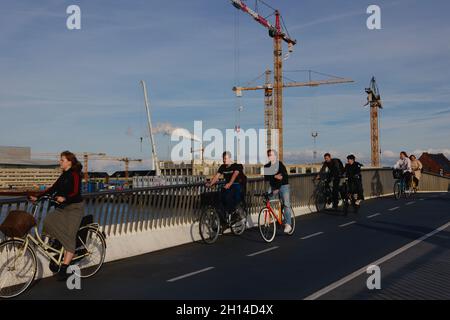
[
  {"xmin": 205, "ymin": 149, "xmax": 366, "ymax": 235},
  {"xmin": 393, "ymin": 151, "xmax": 423, "ymax": 191},
  {"xmin": 206, "ymin": 149, "xmax": 295, "ymax": 233},
  {"xmin": 206, "ymin": 149, "xmax": 423, "ymax": 234},
  {"xmin": 315, "ymin": 153, "xmax": 365, "ymax": 210}
]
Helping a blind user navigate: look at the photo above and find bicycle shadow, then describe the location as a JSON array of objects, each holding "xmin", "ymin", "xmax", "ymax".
[
  {"xmin": 189, "ymin": 217, "xmax": 204, "ymax": 244},
  {"xmin": 370, "ymin": 170, "xmax": 384, "ymax": 198}
]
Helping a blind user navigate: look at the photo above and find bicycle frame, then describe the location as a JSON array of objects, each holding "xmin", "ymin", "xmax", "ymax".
[
  {"xmin": 397, "ymin": 176, "xmax": 410, "ymax": 193},
  {"xmin": 10, "ymin": 199, "xmax": 90, "ymax": 268},
  {"xmin": 262, "ymin": 197, "xmax": 284, "ymax": 225}
]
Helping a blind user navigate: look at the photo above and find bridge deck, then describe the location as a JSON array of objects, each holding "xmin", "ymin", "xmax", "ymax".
[{"xmin": 16, "ymin": 192, "xmax": 450, "ymax": 300}]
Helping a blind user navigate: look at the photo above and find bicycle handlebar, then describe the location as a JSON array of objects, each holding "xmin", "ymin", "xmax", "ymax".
[{"xmin": 30, "ymin": 195, "xmax": 59, "ymax": 206}]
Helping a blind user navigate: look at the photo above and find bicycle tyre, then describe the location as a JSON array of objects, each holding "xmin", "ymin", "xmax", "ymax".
[
  {"xmin": 394, "ymin": 181, "xmax": 401, "ymax": 200},
  {"xmin": 258, "ymin": 208, "xmax": 276, "ymax": 243},
  {"xmin": 230, "ymin": 205, "xmax": 247, "ymax": 236},
  {"xmin": 314, "ymin": 192, "xmax": 327, "ymax": 212},
  {"xmin": 0, "ymin": 239, "xmax": 37, "ymax": 299},
  {"xmin": 308, "ymin": 193, "xmax": 317, "ymax": 213},
  {"xmin": 72, "ymin": 228, "xmax": 106, "ymax": 278},
  {"xmin": 199, "ymin": 206, "xmax": 220, "ymax": 244}
]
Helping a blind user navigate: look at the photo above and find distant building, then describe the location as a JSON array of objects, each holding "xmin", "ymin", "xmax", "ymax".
[
  {"xmin": 419, "ymin": 153, "xmax": 450, "ymax": 177},
  {"xmin": 158, "ymin": 160, "xmax": 322, "ymax": 178},
  {"xmin": 159, "ymin": 160, "xmax": 219, "ymax": 176},
  {"xmin": 0, "ymin": 146, "xmax": 60, "ymax": 190},
  {"xmin": 109, "ymin": 170, "xmax": 155, "ymax": 185},
  {"xmin": 87, "ymin": 172, "xmax": 110, "ymax": 184}
]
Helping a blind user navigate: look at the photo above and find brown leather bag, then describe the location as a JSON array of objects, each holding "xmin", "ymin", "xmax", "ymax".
[{"xmin": 0, "ymin": 210, "xmax": 36, "ymax": 238}]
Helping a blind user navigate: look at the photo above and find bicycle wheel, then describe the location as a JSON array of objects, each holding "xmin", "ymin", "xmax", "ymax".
[
  {"xmin": 230, "ymin": 205, "xmax": 247, "ymax": 236},
  {"xmin": 0, "ymin": 239, "xmax": 37, "ymax": 299},
  {"xmin": 72, "ymin": 228, "xmax": 106, "ymax": 278},
  {"xmin": 314, "ymin": 192, "xmax": 327, "ymax": 212},
  {"xmin": 199, "ymin": 206, "xmax": 220, "ymax": 244},
  {"xmin": 258, "ymin": 208, "xmax": 276, "ymax": 243},
  {"xmin": 282, "ymin": 207, "xmax": 296, "ymax": 235},
  {"xmin": 405, "ymin": 184, "xmax": 413, "ymax": 199},
  {"xmin": 308, "ymin": 193, "xmax": 317, "ymax": 213},
  {"xmin": 394, "ymin": 181, "xmax": 401, "ymax": 200},
  {"xmin": 343, "ymin": 199, "xmax": 349, "ymax": 215}
]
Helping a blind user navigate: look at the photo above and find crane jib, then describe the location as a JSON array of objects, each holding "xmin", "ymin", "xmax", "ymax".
[{"xmin": 231, "ymin": 0, "xmax": 296, "ymax": 46}]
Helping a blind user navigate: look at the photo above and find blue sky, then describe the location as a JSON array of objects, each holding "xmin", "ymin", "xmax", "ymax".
[{"xmin": 1, "ymin": 0, "xmax": 449, "ymax": 172}]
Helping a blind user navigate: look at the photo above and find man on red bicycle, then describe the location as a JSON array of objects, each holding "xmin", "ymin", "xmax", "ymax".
[{"xmin": 263, "ymin": 149, "xmax": 293, "ymax": 234}]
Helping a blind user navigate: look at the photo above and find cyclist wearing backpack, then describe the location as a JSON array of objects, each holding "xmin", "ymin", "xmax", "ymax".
[
  {"xmin": 343, "ymin": 154, "xmax": 364, "ymax": 205},
  {"xmin": 317, "ymin": 153, "xmax": 344, "ymax": 209},
  {"xmin": 206, "ymin": 151, "xmax": 247, "ymax": 225}
]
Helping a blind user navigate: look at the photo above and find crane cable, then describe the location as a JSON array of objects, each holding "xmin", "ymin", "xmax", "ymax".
[{"xmin": 234, "ymin": 7, "xmax": 241, "ymax": 134}]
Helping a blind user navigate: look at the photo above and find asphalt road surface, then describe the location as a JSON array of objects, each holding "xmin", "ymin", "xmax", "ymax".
[{"xmin": 15, "ymin": 192, "xmax": 450, "ymax": 300}]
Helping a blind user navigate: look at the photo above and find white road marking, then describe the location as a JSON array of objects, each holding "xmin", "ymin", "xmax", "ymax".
[
  {"xmin": 339, "ymin": 221, "xmax": 356, "ymax": 228},
  {"xmin": 167, "ymin": 267, "xmax": 215, "ymax": 282},
  {"xmin": 304, "ymin": 221, "xmax": 450, "ymax": 300},
  {"xmin": 301, "ymin": 232, "xmax": 324, "ymax": 240},
  {"xmin": 388, "ymin": 206, "xmax": 400, "ymax": 211},
  {"xmin": 247, "ymin": 246, "xmax": 279, "ymax": 257},
  {"xmin": 419, "ymin": 198, "xmax": 425, "ymax": 201},
  {"xmin": 367, "ymin": 213, "xmax": 381, "ymax": 219},
  {"xmin": 406, "ymin": 201, "xmax": 416, "ymax": 206}
]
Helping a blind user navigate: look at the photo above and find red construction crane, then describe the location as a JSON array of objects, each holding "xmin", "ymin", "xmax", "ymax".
[{"xmin": 231, "ymin": 0, "xmax": 296, "ymax": 161}]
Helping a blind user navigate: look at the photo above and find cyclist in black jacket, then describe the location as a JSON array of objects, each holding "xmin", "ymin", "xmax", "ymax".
[
  {"xmin": 206, "ymin": 151, "xmax": 247, "ymax": 224},
  {"xmin": 316, "ymin": 153, "xmax": 344, "ymax": 209},
  {"xmin": 343, "ymin": 154, "xmax": 364, "ymax": 205}
]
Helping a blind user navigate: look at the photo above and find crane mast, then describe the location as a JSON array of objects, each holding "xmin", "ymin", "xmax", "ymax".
[{"xmin": 365, "ymin": 76, "xmax": 383, "ymax": 167}]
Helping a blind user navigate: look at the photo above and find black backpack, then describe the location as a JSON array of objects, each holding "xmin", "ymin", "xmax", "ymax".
[{"xmin": 333, "ymin": 158, "xmax": 345, "ymax": 176}]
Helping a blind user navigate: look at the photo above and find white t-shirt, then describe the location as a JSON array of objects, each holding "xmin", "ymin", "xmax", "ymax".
[{"xmin": 394, "ymin": 158, "xmax": 412, "ymax": 173}]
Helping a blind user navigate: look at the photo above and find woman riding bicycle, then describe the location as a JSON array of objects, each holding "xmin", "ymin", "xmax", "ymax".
[
  {"xmin": 394, "ymin": 151, "xmax": 413, "ymax": 188},
  {"xmin": 409, "ymin": 154, "xmax": 423, "ymax": 190},
  {"xmin": 30, "ymin": 151, "xmax": 84, "ymax": 281}
]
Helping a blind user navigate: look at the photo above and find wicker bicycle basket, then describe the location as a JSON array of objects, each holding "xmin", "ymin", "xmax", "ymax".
[{"xmin": 0, "ymin": 210, "xmax": 36, "ymax": 238}]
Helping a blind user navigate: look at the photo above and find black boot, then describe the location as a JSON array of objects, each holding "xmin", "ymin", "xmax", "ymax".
[{"xmin": 57, "ymin": 264, "xmax": 70, "ymax": 281}]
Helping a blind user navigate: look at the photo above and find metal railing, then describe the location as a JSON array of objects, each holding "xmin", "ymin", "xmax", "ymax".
[{"xmin": 1, "ymin": 169, "xmax": 449, "ymax": 238}]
